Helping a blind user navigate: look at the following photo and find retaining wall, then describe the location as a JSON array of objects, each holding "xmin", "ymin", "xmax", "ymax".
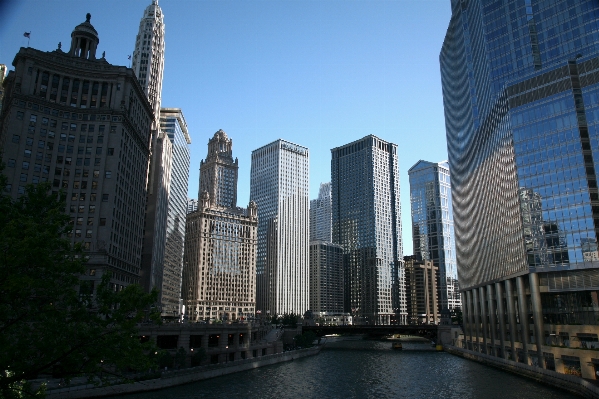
[
  {"xmin": 46, "ymin": 346, "xmax": 321, "ymax": 399},
  {"xmin": 445, "ymin": 345, "xmax": 599, "ymax": 398}
]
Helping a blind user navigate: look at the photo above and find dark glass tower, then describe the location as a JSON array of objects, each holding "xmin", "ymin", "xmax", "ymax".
[
  {"xmin": 408, "ymin": 160, "xmax": 460, "ymax": 312},
  {"xmin": 441, "ymin": 0, "xmax": 599, "ymax": 371},
  {"xmin": 331, "ymin": 135, "xmax": 405, "ymax": 325}
]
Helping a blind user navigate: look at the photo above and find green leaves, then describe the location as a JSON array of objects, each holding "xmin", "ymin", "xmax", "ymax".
[{"xmin": 0, "ymin": 179, "xmax": 160, "ymax": 398}]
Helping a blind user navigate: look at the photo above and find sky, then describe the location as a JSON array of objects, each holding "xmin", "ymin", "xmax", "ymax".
[{"xmin": 0, "ymin": 0, "xmax": 452, "ymax": 255}]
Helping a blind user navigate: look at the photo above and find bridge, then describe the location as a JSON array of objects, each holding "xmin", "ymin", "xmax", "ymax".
[{"xmin": 302, "ymin": 325, "xmax": 439, "ymax": 340}]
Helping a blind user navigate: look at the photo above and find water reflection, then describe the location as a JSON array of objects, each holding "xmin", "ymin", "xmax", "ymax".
[{"xmin": 108, "ymin": 339, "xmax": 577, "ymax": 399}]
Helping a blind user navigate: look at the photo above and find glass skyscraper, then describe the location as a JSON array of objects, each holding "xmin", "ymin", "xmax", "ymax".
[
  {"xmin": 331, "ymin": 135, "xmax": 405, "ymax": 325},
  {"xmin": 441, "ymin": 0, "xmax": 599, "ymax": 373},
  {"xmin": 408, "ymin": 160, "xmax": 460, "ymax": 312},
  {"xmin": 159, "ymin": 108, "xmax": 191, "ymax": 317},
  {"xmin": 310, "ymin": 182, "xmax": 332, "ymax": 242},
  {"xmin": 250, "ymin": 140, "xmax": 310, "ymax": 316}
]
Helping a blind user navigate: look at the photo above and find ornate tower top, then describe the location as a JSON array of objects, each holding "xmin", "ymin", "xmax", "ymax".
[
  {"xmin": 199, "ymin": 130, "xmax": 239, "ymax": 208},
  {"xmin": 69, "ymin": 13, "xmax": 99, "ymax": 59}
]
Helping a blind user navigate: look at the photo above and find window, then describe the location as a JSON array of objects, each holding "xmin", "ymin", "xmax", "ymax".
[
  {"xmin": 67, "ymin": 145, "xmax": 73, "ymax": 153},
  {"xmin": 81, "ymin": 124, "xmax": 87, "ymax": 132},
  {"xmin": 107, "ymin": 148, "xmax": 114, "ymax": 155},
  {"xmin": 42, "ymin": 117, "xmax": 48, "ymax": 125},
  {"xmin": 72, "ymin": 193, "xmax": 79, "ymax": 201},
  {"xmin": 24, "ymin": 149, "xmax": 31, "ymax": 158},
  {"xmin": 84, "ymin": 158, "xmax": 90, "ymax": 166},
  {"xmin": 46, "ymin": 142, "xmax": 53, "ymax": 151},
  {"xmin": 56, "ymin": 156, "xmax": 63, "ymax": 164},
  {"xmin": 40, "ymin": 129, "xmax": 47, "ymax": 137},
  {"xmin": 86, "ymin": 147, "xmax": 92, "ymax": 155},
  {"xmin": 20, "ymin": 173, "xmax": 27, "ymax": 182},
  {"xmin": 79, "ymin": 136, "xmax": 86, "ymax": 144},
  {"xmin": 22, "ymin": 161, "xmax": 29, "ymax": 170},
  {"xmin": 93, "ymin": 170, "xmax": 99, "ymax": 178},
  {"xmin": 48, "ymin": 131, "xmax": 55, "ymax": 139},
  {"xmin": 90, "ymin": 269, "xmax": 96, "ymax": 275},
  {"xmin": 32, "ymin": 176, "xmax": 39, "ymax": 184},
  {"xmin": 92, "ymin": 181, "xmax": 98, "ymax": 189},
  {"xmin": 75, "ymin": 229, "xmax": 81, "ymax": 237},
  {"xmin": 87, "ymin": 135, "xmax": 93, "ymax": 143},
  {"xmin": 102, "ymin": 194, "xmax": 109, "ymax": 201},
  {"xmin": 63, "ymin": 168, "xmax": 70, "ymax": 176},
  {"xmin": 16, "ymin": 111, "xmax": 24, "ymax": 120},
  {"xmin": 61, "ymin": 180, "xmax": 68, "ymax": 188},
  {"xmin": 83, "ymin": 170, "xmax": 89, "ymax": 178},
  {"xmin": 94, "ymin": 158, "xmax": 100, "ymax": 166},
  {"xmin": 7, "ymin": 159, "xmax": 15, "ymax": 168},
  {"xmin": 99, "ymin": 218, "xmax": 106, "ymax": 226},
  {"xmin": 77, "ymin": 217, "xmax": 83, "ymax": 225},
  {"xmin": 97, "ymin": 135, "xmax": 104, "ymax": 143},
  {"xmin": 18, "ymin": 186, "xmax": 25, "ymax": 195},
  {"xmin": 89, "ymin": 205, "xmax": 95, "ymax": 213},
  {"xmin": 80, "ymin": 192, "xmax": 86, "ymax": 201},
  {"xmin": 58, "ymin": 145, "xmax": 65, "ymax": 153},
  {"xmin": 42, "ymin": 165, "xmax": 49, "ymax": 174},
  {"xmin": 68, "ymin": 134, "xmax": 75, "ymax": 142},
  {"xmin": 73, "ymin": 181, "xmax": 80, "ymax": 189},
  {"xmin": 76, "ymin": 158, "xmax": 83, "ymax": 166},
  {"xmin": 55, "ymin": 168, "xmax": 62, "ymax": 176},
  {"xmin": 65, "ymin": 157, "xmax": 72, "ymax": 165},
  {"xmin": 86, "ymin": 230, "xmax": 92, "ymax": 238},
  {"xmin": 36, "ymin": 152, "xmax": 43, "ymax": 160},
  {"xmin": 26, "ymin": 137, "xmax": 33, "ymax": 146},
  {"xmin": 96, "ymin": 147, "xmax": 102, "ymax": 155},
  {"xmin": 110, "ymin": 126, "xmax": 116, "ymax": 133},
  {"xmin": 30, "ymin": 114, "xmax": 37, "ymax": 123},
  {"xmin": 81, "ymin": 181, "xmax": 87, "ymax": 189},
  {"xmin": 69, "ymin": 205, "xmax": 76, "ymax": 212},
  {"xmin": 12, "ymin": 135, "xmax": 20, "ymax": 143},
  {"xmin": 50, "ymin": 119, "xmax": 57, "ymax": 128},
  {"xmin": 105, "ymin": 171, "xmax": 112, "ymax": 178},
  {"xmin": 90, "ymin": 193, "xmax": 96, "ymax": 201},
  {"xmin": 88, "ymin": 125, "xmax": 95, "ymax": 133},
  {"xmin": 61, "ymin": 122, "xmax": 68, "ymax": 130},
  {"xmin": 87, "ymin": 217, "xmax": 94, "ymax": 225},
  {"xmin": 78, "ymin": 206, "xmax": 85, "ymax": 213},
  {"xmin": 99, "ymin": 125, "xmax": 105, "ymax": 133}
]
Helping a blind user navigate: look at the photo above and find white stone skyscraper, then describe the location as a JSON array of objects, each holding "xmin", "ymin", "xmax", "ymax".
[
  {"xmin": 250, "ymin": 140, "xmax": 310, "ymax": 316},
  {"xmin": 131, "ymin": 0, "xmax": 165, "ymax": 129}
]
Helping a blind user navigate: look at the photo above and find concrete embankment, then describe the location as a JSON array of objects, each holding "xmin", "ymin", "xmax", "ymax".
[
  {"xmin": 445, "ymin": 345, "xmax": 599, "ymax": 398},
  {"xmin": 46, "ymin": 346, "xmax": 321, "ymax": 399}
]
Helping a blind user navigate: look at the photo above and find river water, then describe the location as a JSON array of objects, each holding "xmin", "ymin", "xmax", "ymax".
[{"xmin": 108, "ymin": 338, "xmax": 579, "ymax": 399}]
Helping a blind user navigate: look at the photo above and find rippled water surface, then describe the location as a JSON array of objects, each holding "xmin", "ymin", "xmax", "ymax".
[{"xmin": 109, "ymin": 339, "xmax": 579, "ymax": 399}]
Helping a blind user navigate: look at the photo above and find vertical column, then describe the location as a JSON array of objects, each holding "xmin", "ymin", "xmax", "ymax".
[
  {"xmin": 465, "ymin": 290, "xmax": 474, "ymax": 350},
  {"xmin": 472, "ymin": 288, "xmax": 481, "ymax": 352},
  {"xmin": 505, "ymin": 279, "xmax": 517, "ymax": 360},
  {"xmin": 495, "ymin": 282, "xmax": 507, "ymax": 359},
  {"xmin": 529, "ymin": 273, "xmax": 546, "ymax": 369},
  {"xmin": 487, "ymin": 284, "xmax": 498, "ymax": 357},
  {"xmin": 479, "ymin": 286, "xmax": 488, "ymax": 354},
  {"xmin": 516, "ymin": 276, "xmax": 530, "ymax": 364}
]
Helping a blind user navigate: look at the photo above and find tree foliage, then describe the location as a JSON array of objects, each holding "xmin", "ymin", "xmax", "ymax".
[
  {"xmin": 294, "ymin": 331, "xmax": 316, "ymax": 348},
  {"xmin": 0, "ymin": 180, "xmax": 160, "ymax": 398}
]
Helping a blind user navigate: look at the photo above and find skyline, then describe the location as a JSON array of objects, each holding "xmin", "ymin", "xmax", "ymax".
[{"xmin": 0, "ymin": 0, "xmax": 452, "ymax": 254}]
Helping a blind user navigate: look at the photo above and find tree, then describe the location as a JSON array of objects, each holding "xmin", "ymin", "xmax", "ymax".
[
  {"xmin": 281, "ymin": 313, "xmax": 300, "ymax": 326},
  {"xmin": 0, "ymin": 180, "xmax": 160, "ymax": 398},
  {"xmin": 293, "ymin": 331, "xmax": 316, "ymax": 348},
  {"xmin": 190, "ymin": 348, "xmax": 207, "ymax": 367}
]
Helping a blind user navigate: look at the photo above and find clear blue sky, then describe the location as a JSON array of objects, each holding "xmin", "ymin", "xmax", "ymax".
[{"xmin": 0, "ymin": 0, "xmax": 452, "ymax": 255}]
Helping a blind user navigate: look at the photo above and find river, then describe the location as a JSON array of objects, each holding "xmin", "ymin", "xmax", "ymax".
[{"xmin": 107, "ymin": 338, "xmax": 579, "ymax": 399}]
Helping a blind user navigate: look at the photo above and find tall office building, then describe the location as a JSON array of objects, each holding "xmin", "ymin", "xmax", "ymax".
[
  {"xmin": 199, "ymin": 129, "xmax": 238, "ymax": 208},
  {"xmin": 187, "ymin": 198, "xmax": 198, "ymax": 214},
  {"xmin": 0, "ymin": 14, "xmax": 153, "ymax": 293},
  {"xmin": 309, "ymin": 241, "xmax": 344, "ymax": 314},
  {"xmin": 331, "ymin": 135, "xmax": 405, "ymax": 325},
  {"xmin": 408, "ymin": 160, "xmax": 460, "ymax": 311},
  {"xmin": 404, "ymin": 255, "xmax": 439, "ymax": 325},
  {"xmin": 182, "ymin": 131, "xmax": 257, "ymax": 322},
  {"xmin": 250, "ymin": 139, "xmax": 310, "ymax": 316},
  {"xmin": 0, "ymin": 64, "xmax": 8, "ymax": 114},
  {"xmin": 158, "ymin": 108, "xmax": 191, "ymax": 316},
  {"xmin": 310, "ymin": 182, "xmax": 332, "ymax": 242},
  {"xmin": 441, "ymin": 0, "xmax": 599, "ymax": 374},
  {"xmin": 131, "ymin": 0, "xmax": 165, "ymax": 130}
]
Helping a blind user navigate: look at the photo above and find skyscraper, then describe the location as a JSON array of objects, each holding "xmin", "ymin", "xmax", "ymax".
[
  {"xmin": 331, "ymin": 135, "xmax": 405, "ymax": 325},
  {"xmin": 182, "ymin": 131, "xmax": 257, "ymax": 322},
  {"xmin": 158, "ymin": 108, "xmax": 191, "ymax": 317},
  {"xmin": 441, "ymin": 0, "xmax": 599, "ymax": 372},
  {"xmin": 250, "ymin": 139, "xmax": 309, "ymax": 316},
  {"xmin": 309, "ymin": 241, "xmax": 344, "ymax": 314},
  {"xmin": 0, "ymin": 14, "xmax": 153, "ymax": 294},
  {"xmin": 310, "ymin": 182, "xmax": 332, "ymax": 242},
  {"xmin": 199, "ymin": 129, "xmax": 238, "ymax": 208},
  {"xmin": 131, "ymin": 0, "xmax": 165, "ymax": 130},
  {"xmin": 408, "ymin": 160, "xmax": 460, "ymax": 312}
]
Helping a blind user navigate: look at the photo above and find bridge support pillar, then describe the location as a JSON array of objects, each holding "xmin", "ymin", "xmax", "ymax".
[
  {"xmin": 472, "ymin": 288, "xmax": 481, "ymax": 353},
  {"xmin": 529, "ymin": 273, "xmax": 545, "ymax": 369},
  {"xmin": 516, "ymin": 276, "xmax": 530, "ymax": 364},
  {"xmin": 479, "ymin": 286, "xmax": 488, "ymax": 354},
  {"xmin": 465, "ymin": 290, "xmax": 474, "ymax": 350}
]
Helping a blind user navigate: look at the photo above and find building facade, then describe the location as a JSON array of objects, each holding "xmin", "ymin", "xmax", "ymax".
[
  {"xmin": 131, "ymin": 0, "xmax": 165, "ymax": 131},
  {"xmin": 404, "ymin": 255, "xmax": 439, "ymax": 325},
  {"xmin": 408, "ymin": 160, "xmax": 460, "ymax": 311},
  {"xmin": 158, "ymin": 108, "xmax": 191, "ymax": 317},
  {"xmin": 309, "ymin": 240, "xmax": 344, "ymax": 314},
  {"xmin": 0, "ymin": 64, "xmax": 7, "ymax": 114},
  {"xmin": 310, "ymin": 182, "xmax": 332, "ymax": 242},
  {"xmin": 441, "ymin": 0, "xmax": 599, "ymax": 375},
  {"xmin": 187, "ymin": 197, "xmax": 198, "ymax": 214},
  {"xmin": 0, "ymin": 14, "xmax": 153, "ymax": 294},
  {"xmin": 250, "ymin": 139, "xmax": 310, "ymax": 316},
  {"xmin": 182, "ymin": 131, "xmax": 257, "ymax": 322},
  {"xmin": 331, "ymin": 135, "xmax": 406, "ymax": 325}
]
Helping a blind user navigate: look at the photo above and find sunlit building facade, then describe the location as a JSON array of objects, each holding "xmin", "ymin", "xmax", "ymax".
[
  {"xmin": 182, "ymin": 131, "xmax": 257, "ymax": 322},
  {"xmin": 408, "ymin": 160, "xmax": 460, "ymax": 311},
  {"xmin": 331, "ymin": 135, "xmax": 406, "ymax": 325},
  {"xmin": 442, "ymin": 0, "xmax": 599, "ymax": 375},
  {"xmin": 250, "ymin": 139, "xmax": 310, "ymax": 316},
  {"xmin": 309, "ymin": 240, "xmax": 344, "ymax": 314}
]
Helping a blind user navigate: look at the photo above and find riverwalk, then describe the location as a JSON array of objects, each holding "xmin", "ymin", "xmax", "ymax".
[{"xmin": 45, "ymin": 346, "xmax": 321, "ymax": 399}]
